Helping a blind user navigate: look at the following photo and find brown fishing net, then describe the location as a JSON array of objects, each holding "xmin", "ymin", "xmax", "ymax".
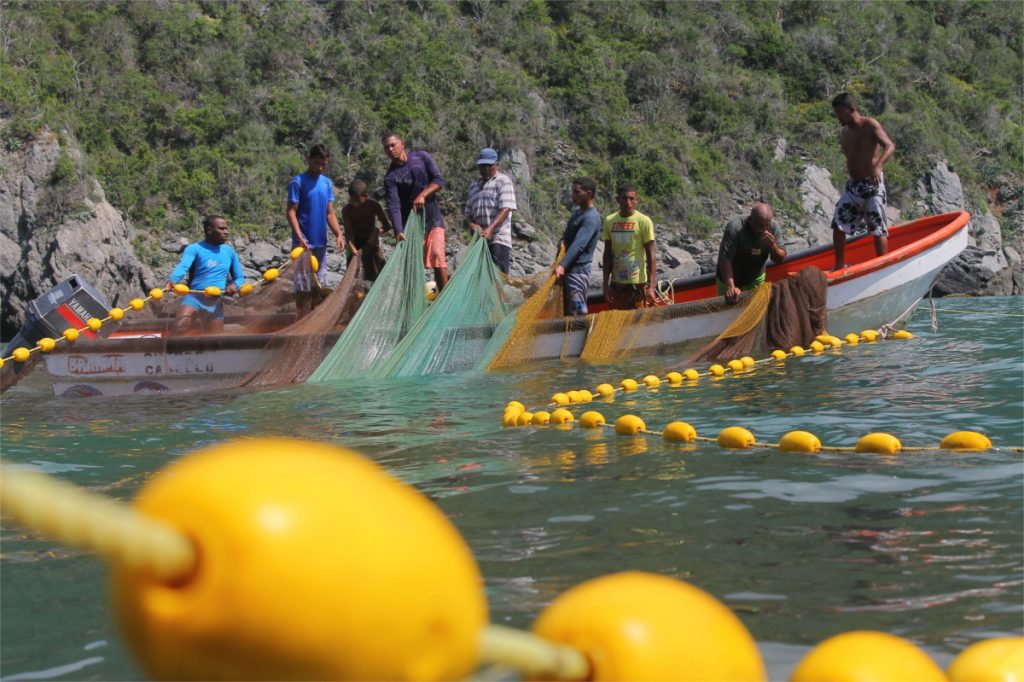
[{"xmin": 687, "ymin": 266, "xmax": 827, "ymax": 363}]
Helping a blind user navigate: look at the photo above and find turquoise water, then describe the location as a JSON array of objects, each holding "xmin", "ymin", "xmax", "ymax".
[{"xmin": 1, "ymin": 297, "xmax": 1022, "ymax": 680}]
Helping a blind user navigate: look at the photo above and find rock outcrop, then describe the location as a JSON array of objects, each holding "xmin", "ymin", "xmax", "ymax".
[{"xmin": 0, "ymin": 128, "xmax": 156, "ymax": 338}]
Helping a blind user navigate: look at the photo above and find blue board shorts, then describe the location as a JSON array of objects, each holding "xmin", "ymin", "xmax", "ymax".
[{"xmin": 180, "ymin": 293, "xmax": 225, "ymax": 320}]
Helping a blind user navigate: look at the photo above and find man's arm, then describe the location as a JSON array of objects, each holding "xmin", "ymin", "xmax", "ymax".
[
  {"xmin": 166, "ymin": 244, "xmax": 197, "ymax": 288},
  {"xmin": 601, "ymin": 239, "xmax": 613, "ymax": 295},
  {"xmin": 287, "ymin": 203, "xmax": 308, "ymax": 249},
  {"xmin": 327, "ymin": 200, "xmax": 344, "ymax": 251},
  {"xmin": 414, "ymin": 152, "xmax": 445, "ymax": 211},
  {"xmin": 763, "ymin": 229, "xmax": 787, "ymax": 263},
  {"xmin": 341, "ymin": 206, "xmax": 358, "ymax": 255},
  {"xmin": 383, "ymin": 174, "xmax": 404, "ymax": 237},
  {"xmin": 482, "ymin": 208, "xmax": 511, "ymax": 240},
  {"xmin": 228, "ymin": 250, "xmax": 245, "ymax": 294},
  {"xmin": 871, "ymin": 120, "xmax": 896, "ymax": 179},
  {"xmin": 644, "ymin": 239, "xmax": 657, "ymax": 297},
  {"xmin": 716, "ymin": 231, "xmax": 741, "ymax": 303},
  {"xmin": 372, "ymin": 200, "xmax": 393, "ymax": 237}
]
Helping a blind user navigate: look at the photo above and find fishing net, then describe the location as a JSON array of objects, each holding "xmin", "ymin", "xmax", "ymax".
[
  {"xmin": 307, "ymin": 212, "xmax": 427, "ymax": 383},
  {"xmin": 367, "ymin": 235, "xmax": 512, "ymax": 378},
  {"xmin": 484, "ymin": 246, "xmax": 565, "ymax": 370},
  {"xmin": 687, "ymin": 267, "xmax": 827, "ymax": 362}
]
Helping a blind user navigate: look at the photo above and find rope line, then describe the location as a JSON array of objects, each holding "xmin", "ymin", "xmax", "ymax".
[
  {"xmin": 0, "ymin": 249, "xmax": 306, "ymax": 366},
  {"xmin": 478, "ymin": 625, "xmax": 590, "ymax": 681},
  {"xmin": 0, "ymin": 464, "xmax": 195, "ymax": 582}
]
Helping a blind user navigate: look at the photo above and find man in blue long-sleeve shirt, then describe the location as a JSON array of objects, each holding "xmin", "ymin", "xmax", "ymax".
[
  {"xmin": 165, "ymin": 216, "xmax": 245, "ymax": 336},
  {"xmin": 555, "ymin": 177, "xmax": 601, "ymax": 315},
  {"xmin": 382, "ymin": 133, "xmax": 449, "ymax": 291}
]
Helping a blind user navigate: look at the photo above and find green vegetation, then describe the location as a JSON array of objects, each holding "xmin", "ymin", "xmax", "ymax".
[{"xmin": 3, "ymin": 0, "xmax": 1021, "ymax": 254}]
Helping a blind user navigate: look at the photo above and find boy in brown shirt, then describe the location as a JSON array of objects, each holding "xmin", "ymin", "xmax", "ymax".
[{"xmin": 341, "ymin": 179, "xmax": 392, "ymax": 282}]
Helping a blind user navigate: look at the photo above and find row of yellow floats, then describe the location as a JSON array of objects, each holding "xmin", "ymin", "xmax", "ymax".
[
  {"xmin": 0, "ymin": 247, "xmax": 315, "ymax": 367},
  {"xmin": 1, "ymin": 438, "xmax": 1020, "ymax": 682},
  {"xmin": 501, "ymin": 329, "xmax": 1010, "ymax": 453}
]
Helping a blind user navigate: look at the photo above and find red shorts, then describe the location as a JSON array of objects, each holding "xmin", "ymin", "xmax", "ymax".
[{"xmin": 424, "ymin": 227, "xmax": 447, "ymax": 269}]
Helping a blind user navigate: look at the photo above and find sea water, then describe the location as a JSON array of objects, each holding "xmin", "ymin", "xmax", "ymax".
[{"xmin": 1, "ymin": 297, "xmax": 1021, "ymax": 680}]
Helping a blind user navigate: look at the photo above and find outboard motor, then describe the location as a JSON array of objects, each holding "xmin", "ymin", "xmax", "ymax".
[{"xmin": 3, "ymin": 275, "xmax": 112, "ymax": 355}]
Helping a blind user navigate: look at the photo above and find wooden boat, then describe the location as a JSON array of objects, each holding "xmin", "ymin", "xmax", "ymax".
[{"xmin": 36, "ymin": 211, "xmax": 969, "ymax": 396}]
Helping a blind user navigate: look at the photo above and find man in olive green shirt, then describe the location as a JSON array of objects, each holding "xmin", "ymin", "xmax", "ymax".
[{"xmin": 716, "ymin": 203, "xmax": 787, "ymax": 303}]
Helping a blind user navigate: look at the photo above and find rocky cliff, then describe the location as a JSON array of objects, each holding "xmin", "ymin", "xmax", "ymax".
[{"xmin": 1, "ymin": 131, "xmax": 1019, "ymax": 339}]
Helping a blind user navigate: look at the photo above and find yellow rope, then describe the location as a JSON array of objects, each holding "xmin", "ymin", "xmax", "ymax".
[
  {"xmin": 478, "ymin": 625, "xmax": 590, "ymax": 680},
  {"xmin": 0, "ymin": 464, "xmax": 196, "ymax": 582}
]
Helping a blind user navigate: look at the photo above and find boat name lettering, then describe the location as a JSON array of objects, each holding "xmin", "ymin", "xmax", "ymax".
[{"xmin": 68, "ymin": 354, "xmax": 126, "ymax": 375}]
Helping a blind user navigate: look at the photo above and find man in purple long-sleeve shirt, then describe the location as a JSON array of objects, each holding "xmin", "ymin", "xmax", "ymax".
[{"xmin": 382, "ymin": 133, "xmax": 449, "ymax": 290}]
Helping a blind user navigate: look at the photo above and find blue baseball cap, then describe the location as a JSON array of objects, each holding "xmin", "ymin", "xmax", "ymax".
[{"xmin": 476, "ymin": 148, "xmax": 498, "ymax": 165}]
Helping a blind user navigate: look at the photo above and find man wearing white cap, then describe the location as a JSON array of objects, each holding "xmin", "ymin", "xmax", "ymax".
[{"xmin": 465, "ymin": 147, "xmax": 518, "ymax": 275}]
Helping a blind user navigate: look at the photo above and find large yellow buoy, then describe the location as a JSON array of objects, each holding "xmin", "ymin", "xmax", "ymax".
[
  {"xmin": 577, "ymin": 389, "xmax": 594, "ymax": 403},
  {"xmin": 809, "ymin": 340, "xmax": 825, "ymax": 353},
  {"xmin": 718, "ymin": 427, "xmax": 756, "ymax": 449},
  {"xmin": 12, "ymin": 347, "xmax": 31, "ymax": 362},
  {"xmin": 506, "ymin": 401, "xmax": 525, "ymax": 412},
  {"xmin": 309, "ymin": 255, "xmax": 320, "ymax": 273},
  {"xmin": 533, "ymin": 572, "xmax": 766, "ymax": 681},
  {"xmin": 130, "ymin": 298, "xmax": 146, "ymax": 311},
  {"xmin": 111, "ymin": 438, "xmax": 486, "ymax": 681},
  {"xmin": 566, "ymin": 390, "xmax": 582, "ymax": 403},
  {"xmin": 790, "ymin": 346, "xmax": 805, "ymax": 356},
  {"xmin": 551, "ymin": 392, "xmax": 570, "ymax": 405},
  {"xmin": 791, "ymin": 630, "xmax": 945, "ymax": 681},
  {"xmin": 620, "ymin": 378, "xmax": 639, "ymax": 392},
  {"xmin": 663, "ymin": 422, "xmax": 697, "ymax": 443},
  {"xmin": 550, "ymin": 408, "xmax": 575, "ymax": 425},
  {"xmin": 855, "ymin": 433, "xmax": 902, "ymax": 454},
  {"xmin": 239, "ymin": 283, "xmax": 254, "ymax": 297},
  {"xmin": 263, "ymin": 268, "xmax": 280, "ymax": 282},
  {"xmin": 596, "ymin": 383, "xmax": 616, "ymax": 398},
  {"xmin": 516, "ymin": 411, "xmax": 534, "ymax": 426},
  {"xmin": 501, "ymin": 411, "xmax": 520, "ymax": 428},
  {"xmin": 771, "ymin": 349, "xmax": 788, "ymax": 360},
  {"xmin": 531, "ymin": 411, "xmax": 551, "ymax": 426},
  {"xmin": 579, "ymin": 411, "xmax": 606, "ymax": 429},
  {"xmin": 38, "ymin": 337, "xmax": 57, "ymax": 352},
  {"xmin": 860, "ymin": 329, "xmax": 879, "ymax": 342},
  {"xmin": 290, "ymin": 246, "xmax": 305, "ymax": 260},
  {"xmin": 892, "ymin": 329, "xmax": 914, "ymax": 340},
  {"xmin": 642, "ymin": 375, "xmax": 661, "ymax": 388},
  {"xmin": 709, "ymin": 364, "xmax": 726, "ymax": 377},
  {"xmin": 727, "ymin": 359, "xmax": 745, "ymax": 373},
  {"xmin": 614, "ymin": 415, "xmax": 646, "ymax": 436},
  {"xmin": 940, "ymin": 431, "xmax": 993, "ymax": 451},
  {"xmin": 779, "ymin": 431, "xmax": 821, "ymax": 453},
  {"xmin": 947, "ymin": 637, "xmax": 1024, "ymax": 682},
  {"xmin": 63, "ymin": 328, "xmax": 80, "ymax": 342},
  {"xmin": 87, "ymin": 318, "xmax": 103, "ymax": 332},
  {"xmin": 843, "ymin": 333, "xmax": 859, "ymax": 345},
  {"xmin": 683, "ymin": 368, "xmax": 700, "ymax": 381},
  {"xmin": 173, "ymin": 283, "xmax": 190, "ymax": 296},
  {"xmin": 149, "ymin": 288, "xmax": 165, "ymax": 300}
]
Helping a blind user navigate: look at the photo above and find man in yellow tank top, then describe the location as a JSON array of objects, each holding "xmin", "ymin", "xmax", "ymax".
[{"xmin": 601, "ymin": 184, "xmax": 656, "ymax": 310}]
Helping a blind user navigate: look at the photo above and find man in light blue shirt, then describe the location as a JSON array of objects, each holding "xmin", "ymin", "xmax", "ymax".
[{"xmin": 165, "ymin": 215, "xmax": 245, "ymax": 335}]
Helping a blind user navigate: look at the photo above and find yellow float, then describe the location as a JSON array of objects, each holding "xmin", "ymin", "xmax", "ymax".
[
  {"xmin": 790, "ymin": 630, "xmax": 945, "ymax": 681},
  {"xmin": 111, "ymin": 438, "xmax": 487, "ymax": 681},
  {"xmin": 532, "ymin": 572, "xmax": 766, "ymax": 681}
]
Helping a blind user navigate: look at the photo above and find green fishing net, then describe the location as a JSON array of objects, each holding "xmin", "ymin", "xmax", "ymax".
[
  {"xmin": 307, "ymin": 212, "xmax": 427, "ymax": 383},
  {"xmin": 367, "ymin": 234, "xmax": 512, "ymax": 378}
]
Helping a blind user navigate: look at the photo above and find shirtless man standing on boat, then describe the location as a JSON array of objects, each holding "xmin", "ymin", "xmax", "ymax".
[{"xmin": 830, "ymin": 92, "xmax": 896, "ymax": 269}]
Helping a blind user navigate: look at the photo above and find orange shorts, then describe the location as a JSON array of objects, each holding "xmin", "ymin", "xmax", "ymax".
[{"xmin": 424, "ymin": 227, "xmax": 447, "ymax": 269}]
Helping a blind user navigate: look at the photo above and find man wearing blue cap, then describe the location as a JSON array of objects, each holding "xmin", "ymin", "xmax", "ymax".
[{"xmin": 465, "ymin": 147, "xmax": 518, "ymax": 275}]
